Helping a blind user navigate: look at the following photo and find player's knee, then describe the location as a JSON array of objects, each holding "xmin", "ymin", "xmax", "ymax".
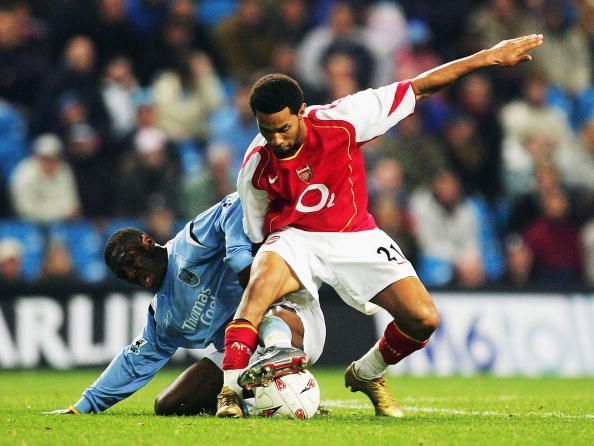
[
  {"xmin": 400, "ymin": 300, "xmax": 440, "ymax": 340},
  {"xmin": 154, "ymin": 394, "xmax": 179, "ymax": 416},
  {"xmin": 153, "ymin": 395, "xmax": 170, "ymax": 415},
  {"xmin": 424, "ymin": 305, "xmax": 440, "ymax": 333},
  {"xmin": 416, "ymin": 303, "xmax": 440, "ymax": 338}
]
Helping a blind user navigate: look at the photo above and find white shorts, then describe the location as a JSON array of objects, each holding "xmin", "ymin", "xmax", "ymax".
[
  {"xmin": 259, "ymin": 227, "xmax": 418, "ymax": 315},
  {"xmin": 207, "ymin": 289, "xmax": 326, "ymax": 367}
]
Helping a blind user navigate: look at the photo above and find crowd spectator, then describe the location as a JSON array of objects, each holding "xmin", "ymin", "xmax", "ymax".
[
  {"xmin": 265, "ymin": 42, "xmax": 320, "ymax": 104},
  {"xmin": 31, "ymin": 35, "xmax": 110, "ymax": 138},
  {"xmin": 410, "ymin": 170, "xmax": 485, "ymax": 288},
  {"xmin": 143, "ymin": 197, "xmax": 178, "ymax": 245},
  {"xmin": 152, "ymin": 50, "xmax": 224, "ymax": 144},
  {"xmin": 10, "ymin": 134, "xmax": 80, "ymax": 223},
  {"xmin": 558, "ymin": 117, "xmax": 594, "ymax": 190},
  {"xmin": 209, "ymin": 80, "xmax": 259, "ymax": 176},
  {"xmin": 0, "ymin": 0, "xmax": 590, "ymax": 288},
  {"xmin": 213, "ymin": 0, "xmax": 273, "ymax": 80},
  {"xmin": 317, "ymin": 49, "xmax": 362, "ymax": 103},
  {"xmin": 36, "ymin": 237, "xmax": 77, "ymax": 284},
  {"xmin": 503, "ymin": 233, "xmax": 534, "ymax": 287},
  {"xmin": 466, "ymin": 0, "xmax": 539, "ymax": 51},
  {"xmin": 393, "ymin": 19, "xmax": 441, "ymax": 83},
  {"xmin": 500, "ymin": 73, "xmax": 571, "ymax": 196},
  {"xmin": 180, "ymin": 146, "xmax": 233, "ymax": 219},
  {"xmin": 115, "ymin": 88, "xmax": 157, "ymax": 158},
  {"xmin": 522, "ymin": 188, "xmax": 584, "ymax": 284},
  {"xmin": 140, "ymin": 0, "xmax": 221, "ymax": 80},
  {"xmin": 367, "ymin": 157, "xmax": 407, "ymax": 205},
  {"xmin": 531, "ymin": 0, "xmax": 591, "ymax": 94},
  {"xmin": 398, "ymin": 0, "xmax": 477, "ymax": 58},
  {"xmin": 63, "ymin": 122, "xmax": 113, "ymax": 218},
  {"xmin": 364, "ymin": 2, "xmax": 408, "ymax": 86},
  {"xmin": 101, "ymin": 56, "xmax": 140, "ymax": 141},
  {"xmin": 116, "ymin": 127, "xmax": 180, "ymax": 217},
  {"xmin": 507, "ymin": 160, "xmax": 590, "ymax": 233},
  {"xmin": 47, "ymin": 0, "xmax": 140, "ymax": 70},
  {"xmin": 296, "ymin": 2, "xmax": 375, "ymax": 90},
  {"xmin": 267, "ymin": 0, "xmax": 311, "ymax": 46},
  {"xmin": 0, "ymin": 0, "xmax": 48, "ymax": 108},
  {"xmin": 441, "ymin": 114, "xmax": 494, "ymax": 202},
  {"xmin": 378, "ymin": 114, "xmax": 448, "ymax": 192},
  {"xmin": 0, "ymin": 237, "xmax": 24, "ymax": 283},
  {"xmin": 455, "ymin": 74, "xmax": 504, "ymax": 202}
]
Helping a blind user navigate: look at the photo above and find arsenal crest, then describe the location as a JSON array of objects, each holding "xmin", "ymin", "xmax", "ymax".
[{"xmin": 296, "ymin": 164, "xmax": 312, "ymax": 184}]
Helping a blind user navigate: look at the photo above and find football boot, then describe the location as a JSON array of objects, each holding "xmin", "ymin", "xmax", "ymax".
[
  {"xmin": 344, "ymin": 362, "xmax": 404, "ymax": 417},
  {"xmin": 238, "ymin": 346, "xmax": 309, "ymax": 389},
  {"xmin": 215, "ymin": 386, "xmax": 244, "ymax": 418}
]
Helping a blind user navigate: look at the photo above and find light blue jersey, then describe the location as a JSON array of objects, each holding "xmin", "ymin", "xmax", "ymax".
[{"xmin": 74, "ymin": 193, "xmax": 253, "ymax": 413}]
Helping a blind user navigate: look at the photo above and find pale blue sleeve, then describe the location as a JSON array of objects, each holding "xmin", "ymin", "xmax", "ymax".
[
  {"xmin": 73, "ymin": 312, "xmax": 177, "ymax": 413},
  {"xmin": 220, "ymin": 199, "xmax": 253, "ymax": 274}
]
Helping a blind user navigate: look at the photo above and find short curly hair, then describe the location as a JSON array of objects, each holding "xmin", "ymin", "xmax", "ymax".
[
  {"xmin": 104, "ymin": 227, "xmax": 144, "ymax": 270},
  {"xmin": 249, "ymin": 73, "xmax": 304, "ymax": 115}
]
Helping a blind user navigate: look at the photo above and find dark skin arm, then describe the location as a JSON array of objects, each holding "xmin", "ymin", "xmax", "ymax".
[
  {"xmin": 237, "ymin": 242, "xmax": 264, "ymax": 289},
  {"xmin": 411, "ymin": 34, "xmax": 544, "ymax": 100},
  {"xmin": 238, "ymin": 265, "xmax": 251, "ymax": 289},
  {"xmin": 153, "ymin": 301, "xmax": 305, "ymax": 416}
]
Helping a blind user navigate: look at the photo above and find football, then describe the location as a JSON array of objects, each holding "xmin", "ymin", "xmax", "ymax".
[{"xmin": 254, "ymin": 370, "xmax": 321, "ymax": 419}]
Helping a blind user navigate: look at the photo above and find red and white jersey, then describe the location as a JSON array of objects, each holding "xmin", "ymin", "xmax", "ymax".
[{"xmin": 238, "ymin": 80, "xmax": 416, "ymax": 243}]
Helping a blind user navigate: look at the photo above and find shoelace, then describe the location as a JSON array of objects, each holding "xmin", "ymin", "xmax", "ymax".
[{"xmin": 218, "ymin": 391, "xmax": 239, "ymax": 405}]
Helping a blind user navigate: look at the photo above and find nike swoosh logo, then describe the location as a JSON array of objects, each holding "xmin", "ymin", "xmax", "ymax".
[{"xmin": 268, "ymin": 175, "xmax": 278, "ymax": 184}]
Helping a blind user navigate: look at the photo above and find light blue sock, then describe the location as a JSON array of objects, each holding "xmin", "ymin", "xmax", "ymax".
[{"xmin": 259, "ymin": 316, "xmax": 292, "ymax": 349}]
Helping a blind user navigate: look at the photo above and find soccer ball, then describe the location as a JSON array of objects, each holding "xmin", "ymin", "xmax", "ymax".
[{"xmin": 254, "ymin": 370, "xmax": 320, "ymax": 419}]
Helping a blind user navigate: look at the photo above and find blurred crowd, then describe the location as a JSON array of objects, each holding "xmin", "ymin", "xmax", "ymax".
[{"xmin": 0, "ymin": 0, "xmax": 592, "ymax": 289}]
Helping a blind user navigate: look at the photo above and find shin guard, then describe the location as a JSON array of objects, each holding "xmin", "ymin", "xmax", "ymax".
[
  {"xmin": 378, "ymin": 321, "xmax": 429, "ymax": 365},
  {"xmin": 222, "ymin": 319, "xmax": 259, "ymax": 370}
]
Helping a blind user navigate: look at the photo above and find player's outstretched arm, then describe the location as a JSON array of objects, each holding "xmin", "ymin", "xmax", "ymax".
[
  {"xmin": 411, "ymin": 34, "xmax": 544, "ymax": 100},
  {"xmin": 44, "ymin": 315, "xmax": 176, "ymax": 415}
]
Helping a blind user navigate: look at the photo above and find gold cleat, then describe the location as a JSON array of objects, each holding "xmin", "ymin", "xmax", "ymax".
[
  {"xmin": 344, "ymin": 362, "xmax": 404, "ymax": 417},
  {"xmin": 215, "ymin": 386, "xmax": 244, "ymax": 418}
]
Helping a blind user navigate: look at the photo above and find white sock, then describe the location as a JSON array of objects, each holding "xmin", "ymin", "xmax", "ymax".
[
  {"xmin": 259, "ymin": 315, "xmax": 292, "ymax": 349},
  {"xmin": 353, "ymin": 342, "xmax": 388, "ymax": 380},
  {"xmin": 223, "ymin": 369, "xmax": 243, "ymax": 395}
]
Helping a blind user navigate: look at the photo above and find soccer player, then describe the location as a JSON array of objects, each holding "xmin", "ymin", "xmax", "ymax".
[
  {"xmin": 217, "ymin": 35, "xmax": 544, "ymax": 417},
  {"xmin": 46, "ymin": 193, "xmax": 325, "ymax": 416}
]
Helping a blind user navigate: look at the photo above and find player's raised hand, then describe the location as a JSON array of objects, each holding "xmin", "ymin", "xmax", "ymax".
[
  {"xmin": 43, "ymin": 408, "xmax": 76, "ymax": 415},
  {"xmin": 487, "ymin": 34, "xmax": 544, "ymax": 67}
]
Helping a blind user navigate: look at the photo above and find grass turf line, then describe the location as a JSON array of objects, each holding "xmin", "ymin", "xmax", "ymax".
[{"xmin": 0, "ymin": 368, "xmax": 592, "ymax": 446}]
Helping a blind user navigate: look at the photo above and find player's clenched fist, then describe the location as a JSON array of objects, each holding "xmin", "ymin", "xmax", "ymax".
[{"xmin": 486, "ymin": 34, "xmax": 544, "ymax": 67}]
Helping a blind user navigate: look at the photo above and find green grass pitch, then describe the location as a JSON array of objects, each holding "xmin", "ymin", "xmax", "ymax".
[{"xmin": 1, "ymin": 368, "xmax": 592, "ymax": 446}]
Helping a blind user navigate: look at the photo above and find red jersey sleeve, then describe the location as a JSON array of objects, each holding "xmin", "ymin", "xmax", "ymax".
[
  {"xmin": 237, "ymin": 135, "xmax": 270, "ymax": 243},
  {"xmin": 308, "ymin": 80, "xmax": 416, "ymax": 143}
]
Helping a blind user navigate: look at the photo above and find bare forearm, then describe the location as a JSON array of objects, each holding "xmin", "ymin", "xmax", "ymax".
[
  {"xmin": 410, "ymin": 34, "xmax": 544, "ymax": 100},
  {"xmin": 411, "ymin": 51, "xmax": 491, "ymax": 99}
]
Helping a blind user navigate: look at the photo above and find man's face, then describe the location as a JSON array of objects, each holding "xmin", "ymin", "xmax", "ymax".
[
  {"xmin": 110, "ymin": 236, "xmax": 167, "ymax": 291},
  {"xmin": 0, "ymin": 257, "xmax": 22, "ymax": 281},
  {"xmin": 39, "ymin": 156, "xmax": 60, "ymax": 175},
  {"xmin": 256, "ymin": 105, "xmax": 306, "ymax": 157}
]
